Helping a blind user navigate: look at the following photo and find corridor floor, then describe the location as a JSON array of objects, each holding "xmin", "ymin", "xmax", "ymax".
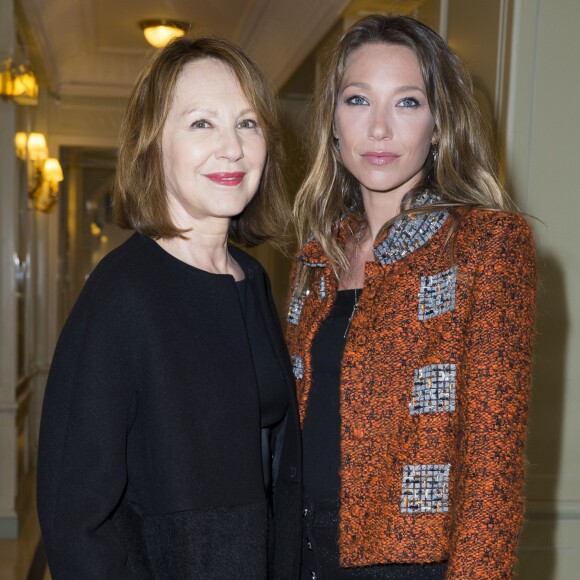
[{"xmin": 0, "ymin": 474, "xmax": 49, "ymax": 580}]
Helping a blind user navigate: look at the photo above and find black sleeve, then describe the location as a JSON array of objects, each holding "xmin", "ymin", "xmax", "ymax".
[{"xmin": 37, "ymin": 273, "xmax": 139, "ymax": 579}]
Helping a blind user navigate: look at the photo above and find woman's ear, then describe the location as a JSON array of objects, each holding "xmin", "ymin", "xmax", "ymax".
[
  {"xmin": 332, "ymin": 125, "xmax": 340, "ymax": 150},
  {"xmin": 431, "ymin": 126, "xmax": 439, "ymax": 145}
]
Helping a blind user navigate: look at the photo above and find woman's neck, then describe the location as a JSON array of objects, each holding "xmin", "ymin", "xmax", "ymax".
[
  {"xmin": 157, "ymin": 228, "xmax": 244, "ymax": 279},
  {"xmin": 361, "ymin": 191, "xmax": 404, "ymax": 242}
]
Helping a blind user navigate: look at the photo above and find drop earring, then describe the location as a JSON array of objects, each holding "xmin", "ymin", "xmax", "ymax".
[{"xmin": 432, "ymin": 143, "xmax": 439, "ymax": 163}]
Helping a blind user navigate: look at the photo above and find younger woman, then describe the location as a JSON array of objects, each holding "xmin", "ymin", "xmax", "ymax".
[{"xmin": 287, "ymin": 15, "xmax": 536, "ymax": 579}]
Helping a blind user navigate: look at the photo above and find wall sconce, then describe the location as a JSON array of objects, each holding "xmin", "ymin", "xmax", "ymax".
[
  {"xmin": 26, "ymin": 132, "xmax": 49, "ymax": 161},
  {"xmin": 14, "ymin": 131, "xmax": 63, "ymax": 213},
  {"xmin": 14, "ymin": 131, "xmax": 28, "ymax": 159},
  {"xmin": 139, "ymin": 19, "xmax": 190, "ymax": 48},
  {"xmin": 1, "ymin": 58, "xmax": 14, "ymax": 96},
  {"xmin": 34, "ymin": 158, "xmax": 64, "ymax": 213},
  {"xmin": 13, "ymin": 65, "xmax": 39, "ymax": 105},
  {"xmin": 24, "ymin": 133, "xmax": 49, "ymax": 197},
  {"xmin": 0, "ymin": 59, "xmax": 39, "ymax": 105}
]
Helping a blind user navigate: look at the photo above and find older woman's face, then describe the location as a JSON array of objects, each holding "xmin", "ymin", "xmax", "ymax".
[
  {"xmin": 334, "ymin": 42, "xmax": 435, "ymax": 208},
  {"xmin": 162, "ymin": 58, "xmax": 267, "ymax": 228}
]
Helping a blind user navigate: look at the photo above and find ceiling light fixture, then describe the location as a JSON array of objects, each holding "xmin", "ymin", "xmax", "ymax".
[{"xmin": 139, "ymin": 19, "xmax": 190, "ymax": 48}]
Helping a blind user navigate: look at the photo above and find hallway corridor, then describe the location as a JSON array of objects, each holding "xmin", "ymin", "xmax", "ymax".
[{"xmin": 0, "ymin": 474, "xmax": 49, "ymax": 580}]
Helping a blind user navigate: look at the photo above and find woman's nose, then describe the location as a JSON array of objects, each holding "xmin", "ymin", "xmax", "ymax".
[
  {"xmin": 369, "ymin": 110, "xmax": 393, "ymax": 141},
  {"xmin": 216, "ymin": 129, "xmax": 244, "ymax": 161}
]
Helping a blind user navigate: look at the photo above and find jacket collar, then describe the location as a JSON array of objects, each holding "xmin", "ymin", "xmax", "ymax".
[
  {"xmin": 373, "ymin": 193, "xmax": 449, "ymax": 265},
  {"xmin": 299, "ymin": 192, "xmax": 449, "ymax": 268}
]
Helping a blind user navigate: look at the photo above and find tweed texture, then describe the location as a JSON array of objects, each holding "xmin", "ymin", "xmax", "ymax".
[{"xmin": 286, "ymin": 209, "xmax": 536, "ymax": 579}]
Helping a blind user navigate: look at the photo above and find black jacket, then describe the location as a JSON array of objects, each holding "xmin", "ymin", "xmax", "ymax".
[{"xmin": 37, "ymin": 234, "xmax": 302, "ymax": 579}]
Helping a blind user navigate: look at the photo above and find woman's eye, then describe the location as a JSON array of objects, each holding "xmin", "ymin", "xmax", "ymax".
[
  {"xmin": 238, "ymin": 119, "xmax": 258, "ymax": 129},
  {"xmin": 397, "ymin": 97, "xmax": 420, "ymax": 108},
  {"xmin": 192, "ymin": 120, "xmax": 211, "ymax": 128},
  {"xmin": 345, "ymin": 95, "xmax": 368, "ymax": 106}
]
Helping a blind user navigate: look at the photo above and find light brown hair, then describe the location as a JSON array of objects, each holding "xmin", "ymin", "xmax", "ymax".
[
  {"xmin": 293, "ymin": 14, "xmax": 514, "ymax": 286},
  {"xmin": 114, "ymin": 36, "xmax": 288, "ymax": 248}
]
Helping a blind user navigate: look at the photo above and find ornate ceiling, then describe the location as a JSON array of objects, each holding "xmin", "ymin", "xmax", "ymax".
[{"xmin": 16, "ymin": 0, "xmax": 351, "ymax": 98}]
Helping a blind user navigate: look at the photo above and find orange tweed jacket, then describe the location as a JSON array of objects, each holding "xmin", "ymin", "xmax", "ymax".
[{"xmin": 286, "ymin": 206, "xmax": 536, "ymax": 579}]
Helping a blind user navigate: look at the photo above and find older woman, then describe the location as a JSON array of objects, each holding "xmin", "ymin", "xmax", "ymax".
[
  {"xmin": 37, "ymin": 37, "xmax": 301, "ymax": 579},
  {"xmin": 287, "ymin": 15, "xmax": 536, "ymax": 579}
]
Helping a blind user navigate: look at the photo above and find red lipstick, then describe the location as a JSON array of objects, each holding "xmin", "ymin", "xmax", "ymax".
[
  {"xmin": 362, "ymin": 151, "xmax": 399, "ymax": 166},
  {"xmin": 204, "ymin": 172, "xmax": 246, "ymax": 186}
]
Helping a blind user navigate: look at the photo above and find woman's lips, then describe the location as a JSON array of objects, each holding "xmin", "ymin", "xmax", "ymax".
[
  {"xmin": 204, "ymin": 172, "xmax": 246, "ymax": 186},
  {"xmin": 361, "ymin": 152, "xmax": 399, "ymax": 165}
]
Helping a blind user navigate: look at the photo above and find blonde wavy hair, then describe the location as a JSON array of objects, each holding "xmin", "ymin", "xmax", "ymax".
[{"xmin": 293, "ymin": 14, "xmax": 514, "ymax": 287}]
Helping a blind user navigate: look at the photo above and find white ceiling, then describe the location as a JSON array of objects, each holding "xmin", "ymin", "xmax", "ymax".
[{"xmin": 17, "ymin": 0, "xmax": 351, "ymax": 98}]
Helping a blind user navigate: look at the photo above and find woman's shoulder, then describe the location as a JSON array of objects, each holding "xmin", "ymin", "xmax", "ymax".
[
  {"xmin": 457, "ymin": 209, "xmax": 535, "ymax": 247},
  {"xmin": 88, "ymin": 233, "xmax": 184, "ymax": 289},
  {"xmin": 56, "ymin": 236, "xmax": 153, "ymax": 344},
  {"xmin": 461, "ymin": 208, "xmax": 533, "ymax": 234},
  {"xmin": 91, "ymin": 233, "xmax": 152, "ymax": 277},
  {"xmin": 454, "ymin": 209, "xmax": 536, "ymax": 270},
  {"xmin": 74, "ymin": 234, "xmax": 161, "ymax": 311}
]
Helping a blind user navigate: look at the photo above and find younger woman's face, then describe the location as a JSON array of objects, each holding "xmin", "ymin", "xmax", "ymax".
[{"xmin": 334, "ymin": 42, "xmax": 435, "ymax": 207}]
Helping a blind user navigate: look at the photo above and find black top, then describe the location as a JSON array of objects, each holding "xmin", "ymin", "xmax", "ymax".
[
  {"xmin": 237, "ymin": 278, "xmax": 288, "ymax": 496},
  {"xmin": 236, "ymin": 279, "xmax": 287, "ymax": 428},
  {"xmin": 302, "ymin": 289, "xmax": 358, "ymax": 501}
]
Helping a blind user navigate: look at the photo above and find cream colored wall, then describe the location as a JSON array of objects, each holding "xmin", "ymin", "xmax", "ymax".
[
  {"xmin": 447, "ymin": 0, "xmax": 504, "ymax": 127},
  {"xmin": 506, "ymin": 0, "xmax": 580, "ymax": 578}
]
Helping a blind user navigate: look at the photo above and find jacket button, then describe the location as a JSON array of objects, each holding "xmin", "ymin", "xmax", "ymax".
[
  {"xmin": 289, "ymin": 466, "xmax": 296, "ymax": 478},
  {"xmin": 247, "ymin": 268, "xmax": 254, "ymax": 279}
]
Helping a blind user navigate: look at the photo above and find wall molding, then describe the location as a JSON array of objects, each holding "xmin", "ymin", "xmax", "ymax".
[
  {"xmin": 526, "ymin": 500, "xmax": 580, "ymax": 521},
  {"xmin": 0, "ymin": 510, "xmax": 18, "ymax": 539}
]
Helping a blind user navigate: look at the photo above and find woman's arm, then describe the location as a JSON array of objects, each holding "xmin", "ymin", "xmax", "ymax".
[
  {"xmin": 37, "ymin": 276, "xmax": 138, "ymax": 579},
  {"xmin": 447, "ymin": 213, "xmax": 537, "ymax": 578}
]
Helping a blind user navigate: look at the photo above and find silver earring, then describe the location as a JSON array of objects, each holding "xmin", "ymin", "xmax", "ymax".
[
  {"xmin": 334, "ymin": 138, "xmax": 340, "ymax": 150},
  {"xmin": 432, "ymin": 143, "xmax": 439, "ymax": 162}
]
